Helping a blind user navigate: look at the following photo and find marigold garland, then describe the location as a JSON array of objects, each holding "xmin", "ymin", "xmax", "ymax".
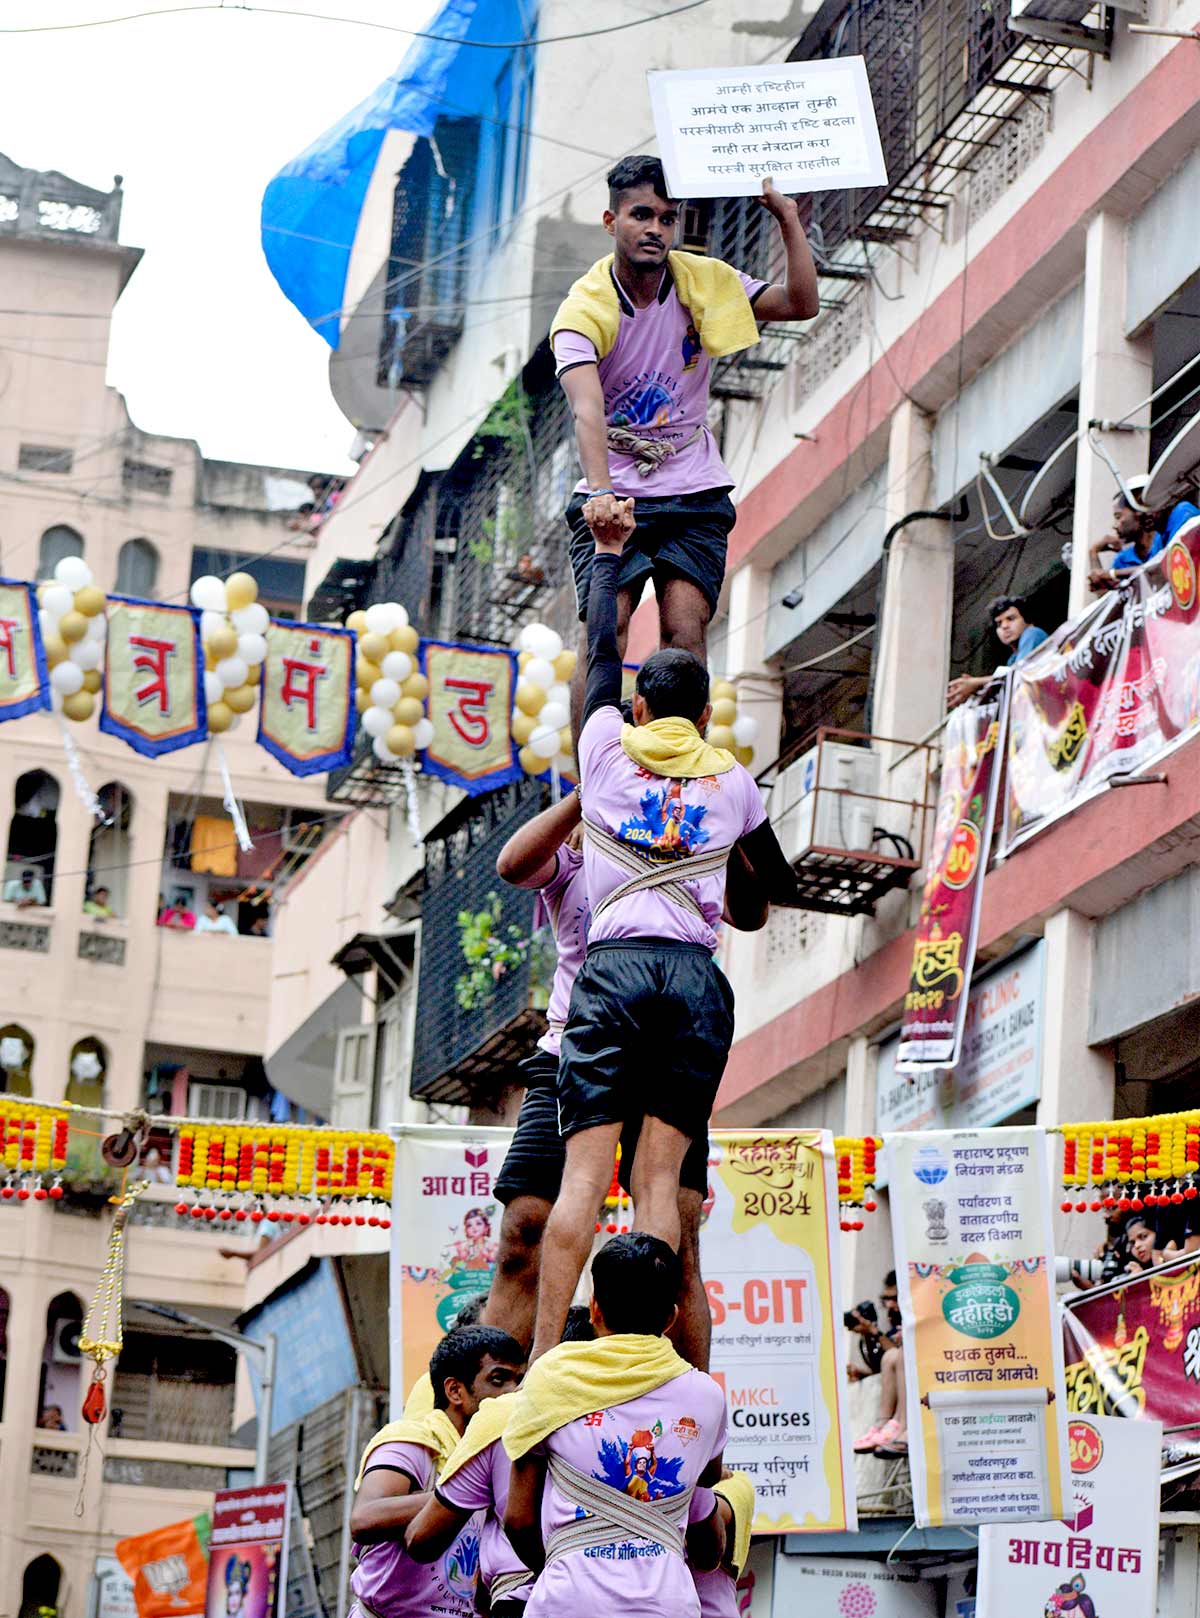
[
  {"xmin": 1058, "ymin": 1111, "xmax": 1200, "ymax": 1213},
  {"xmin": 176, "ymin": 1123, "xmax": 393, "ymax": 1201}
]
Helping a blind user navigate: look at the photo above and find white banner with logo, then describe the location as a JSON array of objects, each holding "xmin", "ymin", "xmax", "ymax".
[
  {"xmin": 977, "ymin": 1414, "xmax": 1161, "ymax": 1618},
  {"xmin": 773, "ymin": 1555, "xmax": 938, "ymax": 1617}
]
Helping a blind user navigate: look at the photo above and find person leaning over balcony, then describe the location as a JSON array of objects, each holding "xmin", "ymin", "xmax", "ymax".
[
  {"xmin": 83, "ymin": 885, "xmax": 116, "ymax": 920},
  {"xmin": 195, "ymin": 899, "xmax": 237, "ymax": 935},
  {"xmin": 553, "ymin": 154, "xmax": 819, "ymax": 702},
  {"xmin": 525, "ymin": 519, "xmax": 800, "ymax": 1363},
  {"xmin": 1089, "ymin": 476, "xmax": 1200, "ymax": 591},
  {"xmin": 4, "ymin": 867, "xmax": 47, "ymax": 908},
  {"xmin": 945, "ymin": 594, "xmax": 1049, "ymax": 710}
]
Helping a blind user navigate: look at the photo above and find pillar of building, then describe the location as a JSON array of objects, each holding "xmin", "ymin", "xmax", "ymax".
[
  {"xmin": 840, "ymin": 1035, "xmax": 892, "ymax": 1312},
  {"xmin": 1070, "ymin": 211, "xmax": 1154, "ymax": 618}
]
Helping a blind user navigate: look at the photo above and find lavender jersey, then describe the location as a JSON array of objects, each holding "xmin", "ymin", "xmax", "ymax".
[
  {"xmin": 526, "ymin": 1368, "xmax": 727, "ymax": 1618},
  {"xmin": 552, "ymin": 266, "xmax": 765, "ymax": 499},
  {"xmin": 579, "ymin": 707, "xmax": 766, "ymax": 949},
  {"xmin": 437, "ymin": 1437, "xmax": 533, "ymax": 1605},
  {"xmin": 534, "ymin": 845, "xmax": 590, "ymax": 1057},
  {"xmin": 692, "ymin": 1566, "xmax": 738, "ymax": 1618},
  {"xmin": 350, "ymin": 1442, "xmax": 481, "ymax": 1618}
]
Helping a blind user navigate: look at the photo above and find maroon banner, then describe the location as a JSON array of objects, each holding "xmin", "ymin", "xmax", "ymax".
[
  {"xmin": 1062, "ymin": 1252, "xmax": 1200, "ymax": 1430},
  {"xmin": 205, "ymin": 1482, "xmax": 290, "ymax": 1618},
  {"xmin": 896, "ymin": 687, "xmax": 1006, "ymax": 1070},
  {"xmin": 1003, "ymin": 512, "xmax": 1200, "ymax": 853}
]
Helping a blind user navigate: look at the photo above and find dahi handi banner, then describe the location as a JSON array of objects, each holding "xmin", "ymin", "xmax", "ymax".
[
  {"xmin": 896, "ymin": 685, "xmax": 1007, "ymax": 1070},
  {"xmin": 0, "ymin": 578, "xmax": 49, "ymax": 721},
  {"xmin": 1062, "ymin": 1250, "xmax": 1200, "ymax": 1428},
  {"xmin": 100, "ymin": 596, "xmax": 206, "ymax": 756},
  {"xmin": 1002, "ymin": 512, "xmax": 1200, "ymax": 854},
  {"xmin": 889, "ymin": 1125, "xmax": 1070, "ymax": 1527},
  {"xmin": 977, "ymin": 1413, "xmax": 1161, "ymax": 1618},
  {"xmin": 421, "ymin": 640, "xmax": 519, "ymax": 795},
  {"xmin": 257, "ymin": 619, "xmax": 356, "ymax": 776},
  {"xmin": 705, "ymin": 1130, "xmax": 855, "ymax": 1535}
]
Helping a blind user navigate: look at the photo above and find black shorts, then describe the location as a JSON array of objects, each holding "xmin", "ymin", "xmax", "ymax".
[
  {"xmin": 493, "ymin": 1049, "xmax": 565, "ymax": 1206},
  {"xmin": 619, "ymin": 1122, "xmax": 711, "ymax": 1200},
  {"xmin": 558, "ymin": 940, "xmax": 734, "ymax": 1146},
  {"xmin": 566, "ymin": 488, "xmax": 735, "ymax": 622}
]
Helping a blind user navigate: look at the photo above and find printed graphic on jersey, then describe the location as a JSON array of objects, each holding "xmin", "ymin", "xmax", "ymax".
[{"xmin": 617, "ymin": 782, "xmax": 709, "ymax": 862}]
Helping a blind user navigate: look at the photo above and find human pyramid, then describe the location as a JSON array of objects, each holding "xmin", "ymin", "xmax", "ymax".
[{"xmin": 348, "ymin": 155, "xmax": 819, "ymax": 1618}]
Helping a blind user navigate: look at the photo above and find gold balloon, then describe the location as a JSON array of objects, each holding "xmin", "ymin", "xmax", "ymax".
[
  {"xmin": 711, "ymin": 679, "xmax": 737, "ymax": 704},
  {"xmin": 386, "ymin": 723, "xmax": 416, "ymax": 757},
  {"xmin": 553, "ymin": 649, "xmax": 578, "ymax": 681},
  {"xmin": 518, "ymin": 651, "xmax": 532, "ymax": 671},
  {"xmin": 734, "ymin": 744, "xmax": 755, "ymax": 768},
  {"xmin": 710, "ymin": 697, "xmax": 737, "ymax": 727},
  {"xmin": 43, "ymin": 634, "xmax": 67, "ymax": 669},
  {"xmin": 207, "ymin": 701, "xmax": 234, "ymax": 734},
  {"xmin": 226, "ymin": 684, "xmax": 257, "ymax": 714},
  {"xmin": 245, "ymin": 662, "xmax": 262, "ymax": 686},
  {"xmin": 390, "ymin": 624, "xmax": 419, "ymax": 655},
  {"xmin": 82, "ymin": 669, "xmax": 103, "ymax": 694},
  {"xmin": 356, "ymin": 659, "xmax": 382, "ymax": 691},
  {"xmin": 394, "ymin": 696, "xmax": 424, "ymax": 726},
  {"xmin": 559, "ymin": 728, "xmax": 573, "ymax": 753},
  {"xmin": 345, "ymin": 610, "xmax": 369, "ymax": 635},
  {"xmin": 402, "ymin": 672, "xmax": 429, "ymax": 701},
  {"xmin": 515, "ymin": 680, "xmax": 546, "ymax": 717},
  {"xmin": 225, "ymin": 571, "xmax": 258, "ymax": 610},
  {"xmin": 708, "ymin": 724, "xmax": 736, "ymax": 752},
  {"xmin": 206, "ymin": 623, "xmax": 239, "ymax": 660},
  {"xmin": 359, "ymin": 632, "xmax": 390, "ymax": 666},
  {"xmin": 74, "ymin": 586, "xmax": 106, "ymax": 617},
  {"xmin": 58, "ymin": 610, "xmax": 87, "ymax": 644},
  {"xmin": 518, "ymin": 745, "xmax": 542, "ymax": 775},
  {"xmin": 511, "ymin": 710, "xmax": 536, "ymax": 745},
  {"xmin": 355, "ymin": 687, "xmax": 370, "ymax": 714},
  {"xmin": 62, "ymin": 689, "xmax": 95, "ymax": 722}
]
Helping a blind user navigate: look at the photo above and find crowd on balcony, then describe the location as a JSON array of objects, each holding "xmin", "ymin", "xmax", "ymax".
[
  {"xmin": 156, "ymin": 890, "xmax": 270, "ymax": 937},
  {"xmin": 1077, "ymin": 1196, "xmax": 1200, "ymax": 1287},
  {"xmin": 1089, "ymin": 480, "xmax": 1200, "ymax": 592}
]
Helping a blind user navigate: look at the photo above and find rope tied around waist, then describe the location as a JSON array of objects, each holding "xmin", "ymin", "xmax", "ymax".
[
  {"xmin": 606, "ymin": 423, "xmax": 704, "ymax": 477},
  {"xmin": 583, "ymin": 817, "xmax": 732, "ymax": 921},
  {"xmin": 544, "ymin": 1452, "xmax": 693, "ymax": 1566}
]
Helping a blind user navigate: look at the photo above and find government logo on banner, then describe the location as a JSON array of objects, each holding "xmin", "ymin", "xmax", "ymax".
[
  {"xmin": 0, "ymin": 578, "xmax": 50, "ymax": 722},
  {"xmin": 257, "ymin": 620, "xmax": 356, "ymax": 777},
  {"xmin": 100, "ymin": 597, "xmax": 206, "ymax": 757}
]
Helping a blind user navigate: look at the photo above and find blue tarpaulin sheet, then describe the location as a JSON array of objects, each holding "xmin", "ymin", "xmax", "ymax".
[{"xmin": 260, "ymin": 0, "xmax": 525, "ymax": 346}]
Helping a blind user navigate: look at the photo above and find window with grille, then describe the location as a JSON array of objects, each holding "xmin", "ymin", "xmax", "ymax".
[{"xmin": 19, "ymin": 443, "xmax": 73, "ymax": 474}]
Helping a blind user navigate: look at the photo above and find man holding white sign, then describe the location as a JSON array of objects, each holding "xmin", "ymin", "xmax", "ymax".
[{"xmin": 554, "ymin": 153, "xmax": 818, "ymax": 684}]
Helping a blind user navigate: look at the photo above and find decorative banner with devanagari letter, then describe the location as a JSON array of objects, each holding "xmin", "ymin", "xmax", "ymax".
[
  {"xmin": 421, "ymin": 640, "xmax": 519, "ymax": 795},
  {"xmin": 0, "ymin": 579, "xmax": 50, "ymax": 722},
  {"xmin": 100, "ymin": 596, "xmax": 206, "ymax": 757},
  {"xmin": 258, "ymin": 619, "xmax": 356, "ymax": 777}
]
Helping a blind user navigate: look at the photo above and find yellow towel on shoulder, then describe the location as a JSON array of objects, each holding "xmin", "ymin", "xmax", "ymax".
[
  {"xmin": 622, "ymin": 717, "xmax": 735, "ymax": 778},
  {"xmin": 440, "ymin": 1391, "xmax": 517, "ymax": 1485},
  {"xmin": 403, "ymin": 1372, "xmax": 435, "ymax": 1420},
  {"xmin": 503, "ymin": 1334, "xmax": 690, "ymax": 1461},
  {"xmin": 551, "ymin": 252, "xmax": 760, "ymax": 361},
  {"xmin": 714, "ymin": 1470, "xmax": 755, "ymax": 1578},
  {"xmin": 354, "ymin": 1408, "xmax": 461, "ymax": 1490}
]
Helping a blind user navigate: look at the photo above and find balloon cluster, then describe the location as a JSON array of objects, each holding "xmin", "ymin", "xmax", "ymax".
[
  {"xmin": 39, "ymin": 556, "xmax": 107, "ymax": 722},
  {"xmin": 190, "ymin": 572, "xmax": 269, "ymax": 735},
  {"xmin": 346, "ymin": 601, "xmax": 432, "ymax": 765},
  {"xmin": 707, "ymin": 678, "xmax": 759, "ymax": 768},
  {"xmin": 511, "ymin": 623, "xmax": 577, "ymax": 779}
]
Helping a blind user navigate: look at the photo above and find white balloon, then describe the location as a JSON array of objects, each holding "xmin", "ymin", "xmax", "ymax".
[
  {"xmin": 364, "ymin": 602, "xmax": 399, "ymax": 636},
  {"xmin": 200, "ymin": 610, "xmax": 228, "ymax": 642},
  {"xmin": 70, "ymin": 640, "xmax": 102, "ymax": 671},
  {"xmin": 540, "ymin": 701, "xmax": 569, "ymax": 732},
  {"xmin": 370, "ymin": 678, "xmax": 401, "ymax": 710},
  {"xmin": 362, "ymin": 705, "xmax": 393, "ymax": 738},
  {"xmin": 231, "ymin": 602, "xmax": 269, "ymax": 635},
  {"xmin": 54, "ymin": 556, "xmax": 93, "ymax": 590},
  {"xmin": 518, "ymin": 623, "xmax": 542, "ymax": 652},
  {"xmin": 85, "ymin": 612, "xmax": 107, "ymax": 643},
  {"xmin": 526, "ymin": 625, "xmax": 563, "ymax": 662},
  {"xmin": 547, "ymin": 683, "xmax": 571, "ymax": 708},
  {"xmin": 41, "ymin": 583, "xmax": 73, "ymax": 620},
  {"xmin": 50, "ymin": 661, "xmax": 84, "ymax": 695},
  {"xmin": 204, "ymin": 671, "xmax": 224, "ymax": 706},
  {"xmin": 38, "ymin": 610, "xmax": 53, "ymax": 640},
  {"xmin": 216, "ymin": 656, "xmax": 249, "ymax": 689},
  {"xmin": 732, "ymin": 715, "xmax": 760, "ymax": 747},
  {"xmin": 413, "ymin": 717, "xmax": 434, "ymax": 749},
  {"xmin": 552, "ymin": 752, "xmax": 575, "ymax": 776},
  {"xmin": 529, "ymin": 724, "xmax": 561, "ymax": 760},
  {"xmin": 237, "ymin": 633, "xmax": 268, "ymax": 666},
  {"xmin": 372, "ymin": 735, "xmax": 399, "ymax": 763},
  {"xmin": 524, "ymin": 657, "xmax": 555, "ymax": 690},
  {"xmin": 190, "ymin": 574, "xmax": 228, "ymax": 612},
  {"xmin": 381, "ymin": 650, "xmax": 412, "ymax": 682}
]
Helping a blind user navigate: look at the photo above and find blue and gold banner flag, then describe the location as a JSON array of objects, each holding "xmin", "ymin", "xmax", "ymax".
[
  {"xmin": 421, "ymin": 640, "xmax": 519, "ymax": 795},
  {"xmin": 0, "ymin": 579, "xmax": 50, "ymax": 722},
  {"xmin": 100, "ymin": 596, "xmax": 206, "ymax": 757},
  {"xmin": 258, "ymin": 619, "xmax": 356, "ymax": 776}
]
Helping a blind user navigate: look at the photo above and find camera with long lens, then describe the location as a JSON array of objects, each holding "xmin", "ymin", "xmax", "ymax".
[{"xmin": 843, "ymin": 1300, "xmax": 878, "ymax": 1330}]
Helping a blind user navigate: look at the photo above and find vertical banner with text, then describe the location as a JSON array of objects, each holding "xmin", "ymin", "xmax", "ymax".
[
  {"xmin": 101, "ymin": 596, "xmax": 206, "ymax": 757},
  {"xmin": 0, "ymin": 578, "xmax": 49, "ymax": 721},
  {"xmin": 257, "ymin": 619, "xmax": 356, "ymax": 776},
  {"xmin": 896, "ymin": 686, "xmax": 1007, "ymax": 1071},
  {"xmin": 889, "ymin": 1125, "xmax": 1070, "ymax": 1527},
  {"xmin": 205, "ymin": 1483, "xmax": 290, "ymax": 1618},
  {"xmin": 420, "ymin": 640, "xmax": 519, "ymax": 795}
]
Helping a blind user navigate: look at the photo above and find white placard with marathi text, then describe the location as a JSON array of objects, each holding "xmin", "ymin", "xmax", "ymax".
[
  {"xmin": 772, "ymin": 1555, "xmax": 938, "ymax": 1618},
  {"xmin": 647, "ymin": 58, "xmax": 888, "ymax": 200}
]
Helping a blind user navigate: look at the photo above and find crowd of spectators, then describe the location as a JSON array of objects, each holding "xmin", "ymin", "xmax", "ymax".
[
  {"xmin": 1089, "ymin": 478, "xmax": 1200, "ymax": 591},
  {"xmin": 848, "ymin": 1270, "xmax": 909, "ymax": 1459},
  {"xmin": 156, "ymin": 890, "xmax": 270, "ymax": 937},
  {"xmin": 1075, "ymin": 1194, "xmax": 1200, "ymax": 1288}
]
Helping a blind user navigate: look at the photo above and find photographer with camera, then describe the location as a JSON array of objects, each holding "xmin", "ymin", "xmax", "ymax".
[{"xmin": 847, "ymin": 1272, "xmax": 908, "ymax": 1459}]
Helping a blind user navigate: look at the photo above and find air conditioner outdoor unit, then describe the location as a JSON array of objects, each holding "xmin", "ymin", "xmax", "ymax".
[
  {"xmin": 776, "ymin": 742, "xmax": 880, "ymax": 861},
  {"xmin": 52, "ymin": 1319, "xmax": 82, "ymax": 1364}
]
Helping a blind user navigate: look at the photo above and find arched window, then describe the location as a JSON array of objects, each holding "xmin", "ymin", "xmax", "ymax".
[
  {"xmin": 36, "ymin": 526, "xmax": 83, "ymax": 582},
  {"xmin": 0, "ymin": 1025, "xmax": 34, "ymax": 1097},
  {"xmin": 19, "ymin": 1554, "xmax": 61, "ymax": 1618},
  {"xmin": 5, "ymin": 770, "xmax": 60, "ymax": 905},
  {"xmin": 115, "ymin": 537, "xmax": 159, "ymax": 596},
  {"xmin": 86, "ymin": 783, "xmax": 133, "ymax": 919},
  {"xmin": 64, "ymin": 1039, "xmax": 108, "ymax": 1186},
  {"xmin": 38, "ymin": 1294, "xmax": 83, "ymax": 1436}
]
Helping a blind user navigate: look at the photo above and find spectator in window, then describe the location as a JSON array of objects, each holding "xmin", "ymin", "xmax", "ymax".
[
  {"xmin": 247, "ymin": 912, "xmax": 270, "ymax": 938},
  {"xmin": 1089, "ymin": 478, "xmax": 1200, "ymax": 591},
  {"xmin": 946, "ymin": 594, "xmax": 1049, "ymax": 709},
  {"xmin": 851, "ymin": 1271, "xmax": 908, "ymax": 1458},
  {"xmin": 37, "ymin": 1404, "xmax": 64, "ymax": 1430},
  {"xmin": 157, "ymin": 892, "xmax": 196, "ymax": 930},
  {"xmin": 195, "ymin": 900, "xmax": 237, "ymax": 936},
  {"xmin": 4, "ymin": 868, "xmax": 47, "ymax": 908},
  {"xmin": 83, "ymin": 886, "xmax": 116, "ymax": 921}
]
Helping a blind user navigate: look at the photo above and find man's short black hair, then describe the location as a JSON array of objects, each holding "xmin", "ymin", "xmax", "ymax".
[
  {"xmin": 987, "ymin": 594, "xmax": 1026, "ymax": 624},
  {"xmin": 429, "ymin": 1324, "xmax": 524, "ymax": 1409},
  {"xmin": 607, "ymin": 154, "xmax": 673, "ymax": 209},
  {"xmin": 451, "ymin": 1292, "xmax": 489, "ymax": 1330},
  {"xmin": 635, "ymin": 648, "xmax": 709, "ymax": 724},
  {"xmin": 562, "ymin": 1305, "xmax": 597, "ymax": 1343},
  {"xmin": 883, "ymin": 1270, "xmax": 897, "ymax": 1289},
  {"xmin": 591, "ymin": 1231, "xmax": 681, "ymax": 1336}
]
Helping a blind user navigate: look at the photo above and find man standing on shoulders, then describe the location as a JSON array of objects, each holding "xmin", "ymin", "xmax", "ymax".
[{"xmin": 554, "ymin": 155, "xmax": 819, "ymax": 686}]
